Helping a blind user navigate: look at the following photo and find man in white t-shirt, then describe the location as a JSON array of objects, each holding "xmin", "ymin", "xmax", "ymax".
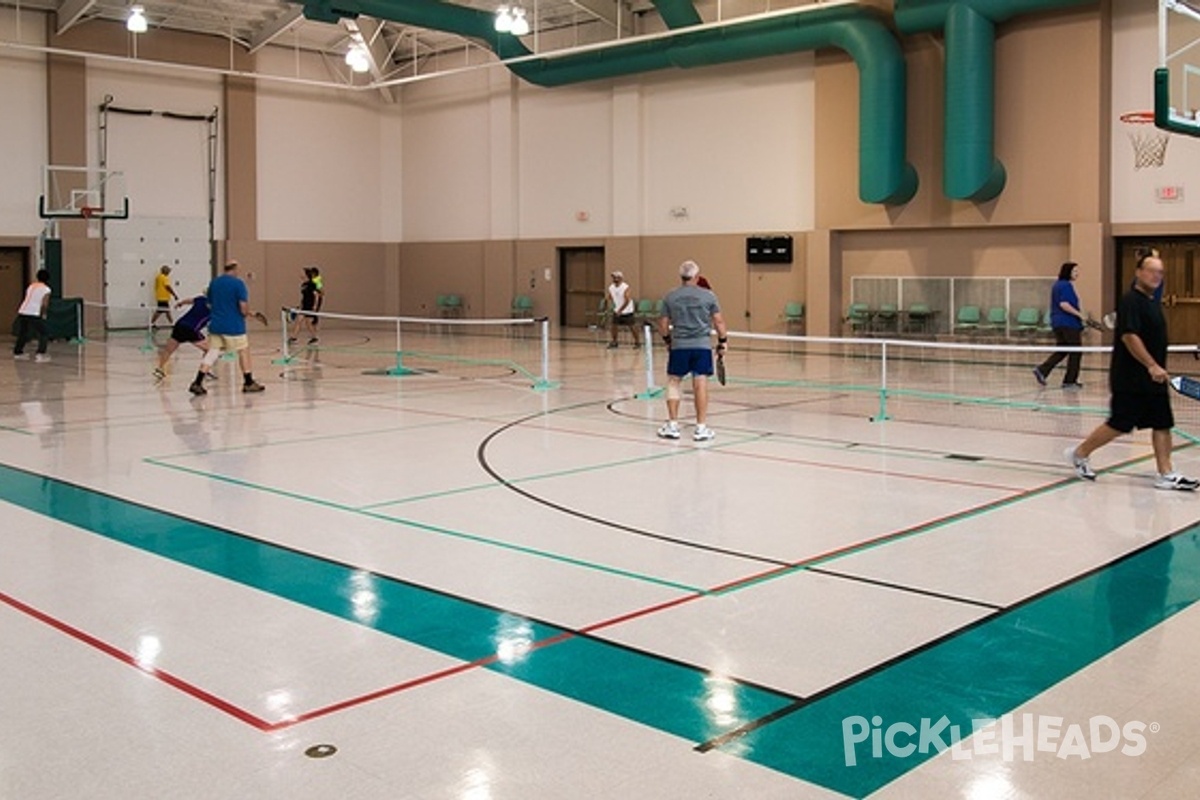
[
  {"xmin": 13, "ymin": 269, "xmax": 52, "ymax": 362},
  {"xmin": 607, "ymin": 270, "xmax": 638, "ymax": 349}
]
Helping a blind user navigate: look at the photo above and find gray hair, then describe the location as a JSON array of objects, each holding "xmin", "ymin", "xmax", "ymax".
[{"xmin": 679, "ymin": 260, "xmax": 700, "ymax": 280}]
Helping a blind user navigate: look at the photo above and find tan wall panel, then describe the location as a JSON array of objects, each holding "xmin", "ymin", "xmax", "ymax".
[
  {"xmin": 259, "ymin": 242, "xmax": 390, "ymax": 320},
  {"xmin": 398, "ymin": 241, "xmax": 486, "ymax": 317}
]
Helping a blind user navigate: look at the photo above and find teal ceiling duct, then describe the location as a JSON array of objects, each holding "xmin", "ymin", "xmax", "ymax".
[
  {"xmin": 895, "ymin": 0, "xmax": 1096, "ymax": 202},
  {"xmin": 292, "ymin": 1, "xmax": 918, "ymax": 206},
  {"xmin": 651, "ymin": 0, "xmax": 702, "ymax": 30}
]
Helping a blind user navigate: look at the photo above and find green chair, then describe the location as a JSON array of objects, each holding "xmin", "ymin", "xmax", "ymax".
[
  {"xmin": 982, "ymin": 306, "xmax": 1008, "ymax": 337},
  {"xmin": 511, "ymin": 295, "xmax": 534, "ymax": 318},
  {"xmin": 846, "ymin": 303, "xmax": 872, "ymax": 336},
  {"xmin": 874, "ymin": 303, "xmax": 898, "ymax": 335},
  {"xmin": 905, "ymin": 303, "xmax": 933, "ymax": 335},
  {"xmin": 439, "ymin": 294, "xmax": 463, "ymax": 318},
  {"xmin": 954, "ymin": 305, "xmax": 981, "ymax": 336},
  {"xmin": 634, "ymin": 298, "xmax": 656, "ymax": 326},
  {"xmin": 1015, "ymin": 307, "xmax": 1041, "ymax": 336},
  {"xmin": 782, "ymin": 301, "xmax": 805, "ymax": 334}
]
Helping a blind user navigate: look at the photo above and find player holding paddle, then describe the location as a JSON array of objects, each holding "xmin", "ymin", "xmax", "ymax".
[
  {"xmin": 656, "ymin": 260, "xmax": 727, "ymax": 442},
  {"xmin": 1066, "ymin": 253, "xmax": 1198, "ymax": 490},
  {"xmin": 187, "ymin": 260, "xmax": 266, "ymax": 396}
]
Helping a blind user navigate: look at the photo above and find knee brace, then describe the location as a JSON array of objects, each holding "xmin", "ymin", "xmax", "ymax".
[
  {"xmin": 666, "ymin": 380, "xmax": 682, "ymax": 401},
  {"xmin": 201, "ymin": 348, "xmax": 222, "ymax": 369}
]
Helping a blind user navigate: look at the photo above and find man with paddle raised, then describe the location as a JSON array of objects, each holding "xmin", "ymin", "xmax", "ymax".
[
  {"xmin": 656, "ymin": 260, "xmax": 727, "ymax": 443},
  {"xmin": 1066, "ymin": 253, "xmax": 1197, "ymax": 490}
]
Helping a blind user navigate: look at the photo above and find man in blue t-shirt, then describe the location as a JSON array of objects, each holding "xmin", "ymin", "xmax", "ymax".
[{"xmin": 188, "ymin": 260, "xmax": 264, "ymax": 395}]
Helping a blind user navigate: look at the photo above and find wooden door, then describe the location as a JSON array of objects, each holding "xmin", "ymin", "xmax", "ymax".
[
  {"xmin": 559, "ymin": 247, "xmax": 605, "ymax": 328},
  {"xmin": 0, "ymin": 248, "xmax": 28, "ymax": 316}
]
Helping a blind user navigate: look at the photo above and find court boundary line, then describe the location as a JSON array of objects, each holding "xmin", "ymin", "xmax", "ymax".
[{"xmin": 805, "ymin": 566, "xmax": 1004, "ymax": 610}]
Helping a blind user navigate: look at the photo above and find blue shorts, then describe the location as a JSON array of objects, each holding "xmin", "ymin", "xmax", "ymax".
[{"xmin": 667, "ymin": 347, "xmax": 713, "ymax": 378}]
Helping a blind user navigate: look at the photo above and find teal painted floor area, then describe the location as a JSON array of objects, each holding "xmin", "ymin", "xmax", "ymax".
[
  {"xmin": 0, "ymin": 463, "xmax": 795, "ymax": 746},
  {"xmin": 4, "ymin": 459, "xmax": 1200, "ymax": 798},
  {"xmin": 724, "ymin": 529, "xmax": 1200, "ymax": 798}
]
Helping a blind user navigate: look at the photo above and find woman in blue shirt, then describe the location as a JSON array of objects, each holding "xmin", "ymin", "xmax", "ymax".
[{"xmin": 1033, "ymin": 262, "xmax": 1086, "ymax": 389}]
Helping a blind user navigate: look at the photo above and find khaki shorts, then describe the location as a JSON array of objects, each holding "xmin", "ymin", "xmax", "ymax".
[{"xmin": 208, "ymin": 333, "xmax": 249, "ymax": 352}]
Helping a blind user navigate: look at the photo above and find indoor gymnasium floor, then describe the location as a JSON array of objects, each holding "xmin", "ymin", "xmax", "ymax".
[{"xmin": 3, "ymin": 324, "xmax": 1200, "ymax": 799}]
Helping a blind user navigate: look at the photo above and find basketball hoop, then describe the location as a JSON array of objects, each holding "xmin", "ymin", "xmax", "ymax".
[
  {"xmin": 1120, "ymin": 111, "xmax": 1170, "ymax": 169},
  {"xmin": 80, "ymin": 206, "xmax": 98, "ymax": 220}
]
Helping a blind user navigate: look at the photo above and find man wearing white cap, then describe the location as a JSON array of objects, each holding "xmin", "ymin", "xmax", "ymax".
[{"xmin": 607, "ymin": 270, "xmax": 638, "ymax": 349}]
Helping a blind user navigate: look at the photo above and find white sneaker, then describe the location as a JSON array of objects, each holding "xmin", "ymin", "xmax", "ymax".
[
  {"xmin": 1065, "ymin": 446, "xmax": 1095, "ymax": 481},
  {"xmin": 693, "ymin": 424, "xmax": 715, "ymax": 442},
  {"xmin": 1155, "ymin": 472, "xmax": 1200, "ymax": 491},
  {"xmin": 657, "ymin": 421, "xmax": 681, "ymax": 440},
  {"xmin": 13, "ymin": 353, "xmax": 29, "ymax": 360},
  {"xmin": 33, "ymin": 354, "xmax": 50, "ymax": 363}
]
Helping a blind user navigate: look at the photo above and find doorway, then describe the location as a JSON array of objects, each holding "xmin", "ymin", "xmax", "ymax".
[
  {"xmin": 559, "ymin": 247, "xmax": 606, "ymax": 328},
  {"xmin": 1116, "ymin": 238, "xmax": 1200, "ymax": 342},
  {"xmin": 0, "ymin": 247, "xmax": 29, "ymax": 317}
]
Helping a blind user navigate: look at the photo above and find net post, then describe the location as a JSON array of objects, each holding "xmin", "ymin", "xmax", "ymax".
[
  {"xmin": 635, "ymin": 323, "xmax": 664, "ymax": 399},
  {"xmin": 272, "ymin": 307, "xmax": 296, "ymax": 365},
  {"xmin": 71, "ymin": 300, "xmax": 86, "ymax": 344},
  {"xmin": 871, "ymin": 339, "xmax": 891, "ymax": 422},
  {"xmin": 532, "ymin": 317, "xmax": 560, "ymax": 390},
  {"xmin": 139, "ymin": 307, "xmax": 155, "ymax": 353},
  {"xmin": 386, "ymin": 314, "xmax": 419, "ymax": 376}
]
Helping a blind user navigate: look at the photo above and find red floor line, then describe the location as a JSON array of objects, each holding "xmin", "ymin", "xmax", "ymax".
[{"xmin": 0, "ymin": 590, "xmax": 274, "ymax": 732}]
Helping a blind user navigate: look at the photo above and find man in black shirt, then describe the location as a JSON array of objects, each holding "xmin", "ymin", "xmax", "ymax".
[{"xmin": 1067, "ymin": 254, "xmax": 1198, "ymax": 490}]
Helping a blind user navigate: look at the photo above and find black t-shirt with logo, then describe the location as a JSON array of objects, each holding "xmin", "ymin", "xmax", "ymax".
[{"xmin": 1110, "ymin": 288, "xmax": 1168, "ymax": 395}]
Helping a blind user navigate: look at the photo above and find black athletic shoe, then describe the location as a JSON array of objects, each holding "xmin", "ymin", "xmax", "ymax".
[{"xmin": 188, "ymin": 382, "xmax": 207, "ymax": 396}]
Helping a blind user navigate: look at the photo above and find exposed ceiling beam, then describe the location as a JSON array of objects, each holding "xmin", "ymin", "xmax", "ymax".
[
  {"xmin": 55, "ymin": 0, "xmax": 96, "ymax": 36},
  {"xmin": 247, "ymin": 6, "xmax": 305, "ymax": 54},
  {"xmin": 571, "ymin": 0, "xmax": 633, "ymax": 36},
  {"xmin": 342, "ymin": 16, "xmax": 396, "ymax": 103}
]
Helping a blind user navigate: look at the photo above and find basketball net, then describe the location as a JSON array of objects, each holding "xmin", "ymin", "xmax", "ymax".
[{"xmin": 1121, "ymin": 112, "xmax": 1170, "ymax": 169}]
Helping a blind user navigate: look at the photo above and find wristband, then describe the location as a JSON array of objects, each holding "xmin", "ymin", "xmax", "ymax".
[
  {"xmin": 718, "ymin": 337, "xmax": 728, "ymax": 344},
  {"xmin": 662, "ymin": 334, "xmax": 672, "ymax": 345}
]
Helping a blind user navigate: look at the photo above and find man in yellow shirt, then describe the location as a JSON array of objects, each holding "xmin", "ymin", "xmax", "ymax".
[{"xmin": 151, "ymin": 265, "xmax": 179, "ymax": 329}]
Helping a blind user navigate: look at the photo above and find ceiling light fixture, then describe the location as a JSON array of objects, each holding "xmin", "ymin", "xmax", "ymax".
[
  {"xmin": 345, "ymin": 44, "xmax": 370, "ymax": 74},
  {"xmin": 126, "ymin": 5, "xmax": 148, "ymax": 34},
  {"xmin": 510, "ymin": 7, "xmax": 530, "ymax": 36},
  {"xmin": 494, "ymin": 5, "xmax": 513, "ymax": 33}
]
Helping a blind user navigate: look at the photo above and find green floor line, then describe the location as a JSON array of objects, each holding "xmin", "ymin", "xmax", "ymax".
[
  {"xmin": 143, "ymin": 458, "xmax": 704, "ymax": 594},
  {"xmin": 0, "ymin": 462, "xmax": 790, "ymax": 748}
]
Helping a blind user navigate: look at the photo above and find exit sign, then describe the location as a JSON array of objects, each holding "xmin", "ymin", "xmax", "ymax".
[{"xmin": 1156, "ymin": 185, "xmax": 1185, "ymax": 203}]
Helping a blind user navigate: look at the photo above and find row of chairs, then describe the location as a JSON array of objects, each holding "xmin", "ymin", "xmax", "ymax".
[
  {"xmin": 845, "ymin": 303, "xmax": 1059, "ymax": 338},
  {"xmin": 953, "ymin": 305, "xmax": 1053, "ymax": 337},
  {"xmin": 846, "ymin": 302, "xmax": 936, "ymax": 335}
]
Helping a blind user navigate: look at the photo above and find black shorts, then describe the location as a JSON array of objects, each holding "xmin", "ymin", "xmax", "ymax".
[
  {"xmin": 615, "ymin": 313, "xmax": 635, "ymax": 325},
  {"xmin": 156, "ymin": 300, "xmax": 170, "ymax": 310},
  {"xmin": 170, "ymin": 324, "xmax": 204, "ymax": 344},
  {"xmin": 1107, "ymin": 391, "xmax": 1174, "ymax": 433}
]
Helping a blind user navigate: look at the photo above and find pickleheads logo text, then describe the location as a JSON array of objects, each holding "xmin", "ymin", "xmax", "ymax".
[{"xmin": 842, "ymin": 714, "xmax": 1157, "ymax": 767}]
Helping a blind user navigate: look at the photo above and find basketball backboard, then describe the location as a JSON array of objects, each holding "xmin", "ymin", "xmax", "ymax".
[
  {"xmin": 1157, "ymin": 1, "xmax": 1200, "ymax": 135},
  {"xmin": 39, "ymin": 165, "xmax": 129, "ymax": 219}
]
